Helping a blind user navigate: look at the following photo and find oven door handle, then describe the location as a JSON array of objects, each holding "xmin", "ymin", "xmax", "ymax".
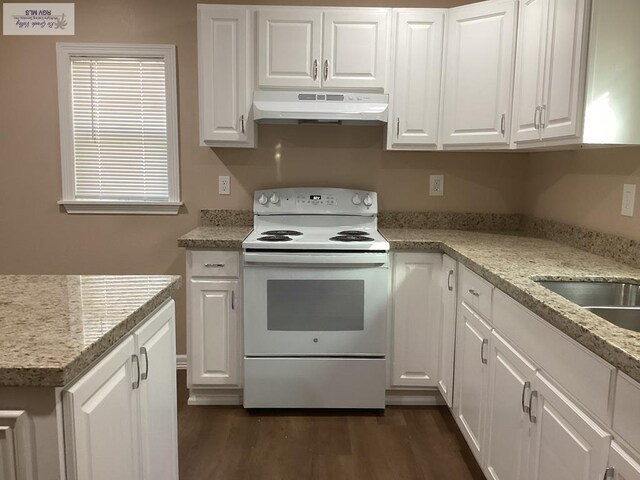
[{"xmin": 243, "ymin": 252, "xmax": 389, "ymax": 267}]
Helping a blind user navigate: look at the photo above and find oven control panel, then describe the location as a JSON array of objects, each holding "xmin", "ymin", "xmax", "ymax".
[{"xmin": 253, "ymin": 188, "xmax": 378, "ymax": 215}]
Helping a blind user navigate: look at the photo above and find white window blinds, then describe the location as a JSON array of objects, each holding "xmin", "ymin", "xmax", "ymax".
[{"xmin": 70, "ymin": 57, "xmax": 170, "ymax": 201}]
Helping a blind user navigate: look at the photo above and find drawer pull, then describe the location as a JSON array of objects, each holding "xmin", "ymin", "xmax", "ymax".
[
  {"xmin": 481, "ymin": 338, "xmax": 488, "ymax": 365},
  {"xmin": 140, "ymin": 347, "xmax": 149, "ymax": 381},
  {"xmin": 528, "ymin": 390, "xmax": 538, "ymax": 424},
  {"xmin": 521, "ymin": 381, "xmax": 531, "ymax": 414},
  {"xmin": 447, "ymin": 270, "xmax": 454, "ymax": 291},
  {"xmin": 131, "ymin": 354, "xmax": 140, "ymax": 390},
  {"xmin": 469, "ymin": 288, "xmax": 480, "ymax": 297},
  {"xmin": 204, "ymin": 263, "xmax": 225, "ymax": 268},
  {"xmin": 231, "ymin": 290, "xmax": 235, "ymax": 310}
]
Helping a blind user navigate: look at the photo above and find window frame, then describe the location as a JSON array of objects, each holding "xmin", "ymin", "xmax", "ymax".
[{"xmin": 56, "ymin": 43, "xmax": 181, "ymax": 215}]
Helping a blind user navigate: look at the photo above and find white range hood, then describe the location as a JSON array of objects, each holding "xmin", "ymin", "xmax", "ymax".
[{"xmin": 253, "ymin": 91, "xmax": 389, "ymax": 125}]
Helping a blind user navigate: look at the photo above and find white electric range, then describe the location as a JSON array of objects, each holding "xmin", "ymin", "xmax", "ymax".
[{"xmin": 242, "ymin": 187, "xmax": 390, "ymax": 409}]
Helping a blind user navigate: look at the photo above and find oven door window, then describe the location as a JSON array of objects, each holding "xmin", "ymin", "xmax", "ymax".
[{"xmin": 267, "ymin": 279, "xmax": 364, "ymax": 331}]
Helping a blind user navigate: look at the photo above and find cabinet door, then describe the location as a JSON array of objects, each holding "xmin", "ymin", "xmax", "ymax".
[
  {"xmin": 64, "ymin": 336, "xmax": 139, "ymax": 480},
  {"xmin": 198, "ymin": 5, "xmax": 254, "ymax": 147},
  {"xmin": 484, "ymin": 331, "xmax": 536, "ymax": 480},
  {"xmin": 135, "ymin": 301, "xmax": 178, "ymax": 480},
  {"xmin": 528, "ymin": 372, "xmax": 611, "ymax": 480},
  {"xmin": 512, "ymin": 0, "xmax": 549, "ymax": 143},
  {"xmin": 391, "ymin": 253, "xmax": 442, "ymax": 388},
  {"xmin": 540, "ymin": 0, "xmax": 588, "ymax": 140},
  {"xmin": 188, "ymin": 280, "xmax": 242, "ymax": 387},
  {"xmin": 608, "ymin": 442, "xmax": 640, "ymax": 480},
  {"xmin": 437, "ymin": 255, "xmax": 457, "ymax": 407},
  {"xmin": 388, "ymin": 10, "xmax": 445, "ymax": 149},
  {"xmin": 321, "ymin": 10, "xmax": 390, "ymax": 90},
  {"xmin": 441, "ymin": 0, "xmax": 517, "ymax": 146},
  {"xmin": 453, "ymin": 302, "xmax": 492, "ymax": 463},
  {"xmin": 257, "ymin": 8, "xmax": 322, "ymax": 88}
]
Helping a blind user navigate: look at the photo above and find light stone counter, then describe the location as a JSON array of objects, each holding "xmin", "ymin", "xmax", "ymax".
[{"xmin": 0, "ymin": 275, "xmax": 181, "ymax": 387}]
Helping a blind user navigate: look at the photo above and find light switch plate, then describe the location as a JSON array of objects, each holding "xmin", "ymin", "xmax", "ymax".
[
  {"xmin": 430, "ymin": 175, "xmax": 444, "ymax": 196},
  {"xmin": 219, "ymin": 176, "xmax": 230, "ymax": 195},
  {"xmin": 622, "ymin": 184, "xmax": 636, "ymax": 217}
]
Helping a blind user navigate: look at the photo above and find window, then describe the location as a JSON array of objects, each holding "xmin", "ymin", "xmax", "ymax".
[{"xmin": 56, "ymin": 43, "xmax": 181, "ymax": 214}]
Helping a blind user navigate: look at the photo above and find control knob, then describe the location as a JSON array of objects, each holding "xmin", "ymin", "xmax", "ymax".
[
  {"xmin": 270, "ymin": 193, "xmax": 280, "ymax": 204},
  {"xmin": 363, "ymin": 195, "xmax": 373, "ymax": 207},
  {"xmin": 352, "ymin": 194, "xmax": 362, "ymax": 205},
  {"xmin": 258, "ymin": 194, "xmax": 268, "ymax": 205}
]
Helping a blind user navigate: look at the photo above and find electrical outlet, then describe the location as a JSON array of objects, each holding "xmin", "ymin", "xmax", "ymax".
[
  {"xmin": 430, "ymin": 175, "xmax": 444, "ymax": 196},
  {"xmin": 218, "ymin": 175, "xmax": 230, "ymax": 195},
  {"xmin": 622, "ymin": 184, "xmax": 636, "ymax": 217}
]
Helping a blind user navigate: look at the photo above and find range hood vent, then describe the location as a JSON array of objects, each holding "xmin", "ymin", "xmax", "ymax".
[{"xmin": 253, "ymin": 91, "xmax": 389, "ymax": 125}]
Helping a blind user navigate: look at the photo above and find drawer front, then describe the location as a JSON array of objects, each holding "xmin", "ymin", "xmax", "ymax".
[
  {"xmin": 459, "ymin": 264, "xmax": 493, "ymax": 320},
  {"xmin": 493, "ymin": 289, "xmax": 614, "ymax": 422},
  {"xmin": 189, "ymin": 250, "xmax": 240, "ymax": 278},
  {"xmin": 614, "ymin": 371, "xmax": 640, "ymax": 453}
]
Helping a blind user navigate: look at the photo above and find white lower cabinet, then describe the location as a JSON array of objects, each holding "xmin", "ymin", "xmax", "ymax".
[
  {"xmin": 453, "ymin": 302, "xmax": 491, "ymax": 462},
  {"xmin": 484, "ymin": 331, "xmax": 536, "ymax": 480},
  {"xmin": 390, "ymin": 252, "xmax": 442, "ymax": 388},
  {"xmin": 608, "ymin": 442, "xmax": 640, "ymax": 480},
  {"xmin": 528, "ymin": 372, "xmax": 611, "ymax": 480},
  {"xmin": 63, "ymin": 301, "xmax": 177, "ymax": 480},
  {"xmin": 437, "ymin": 255, "xmax": 457, "ymax": 407}
]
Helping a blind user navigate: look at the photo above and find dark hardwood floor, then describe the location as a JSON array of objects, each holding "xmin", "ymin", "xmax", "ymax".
[{"xmin": 177, "ymin": 371, "xmax": 484, "ymax": 480}]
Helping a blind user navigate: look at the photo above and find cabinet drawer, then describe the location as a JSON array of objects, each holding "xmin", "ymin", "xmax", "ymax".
[
  {"xmin": 493, "ymin": 289, "xmax": 614, "ymax": 422},
  {"xmin": 188, "ymin": 251, "xmax": 240, "ymax": 278},
  {"xmin": 614, "ymin": 371, "xmax": 640, "ymax": 453},
  {"xmin": 459, "ymin": 265, "xmax": 493, "ymax": 320}
]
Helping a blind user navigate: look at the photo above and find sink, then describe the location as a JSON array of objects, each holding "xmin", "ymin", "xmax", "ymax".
[
  {"xmin": 536, "ymin": 280, "xmax": 640, "ymax": 332},
  {"xmin": 536, "ymin": 281, "xmax": 640, "ymax": 307},
  {"xmin": 584, "ymin": 307, "xmax": 640, "ymax": 333}
]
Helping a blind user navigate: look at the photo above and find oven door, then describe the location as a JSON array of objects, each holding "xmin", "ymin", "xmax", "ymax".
[{"xmin": 243, "ymin": 251, "xmax": 389, "ymax": 357}]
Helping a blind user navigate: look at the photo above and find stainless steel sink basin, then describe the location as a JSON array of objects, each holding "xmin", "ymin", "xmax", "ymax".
[
  {"xmin": 536, "ymin": 281, "xmax": 640, "ymax": 307},
  {"xmin": 536, "ymin": 280, "xmax": 640, "ymax": 332},
  {"xmin": 585, "ymin": 307, "xmax": 640, "ymax": 333}
]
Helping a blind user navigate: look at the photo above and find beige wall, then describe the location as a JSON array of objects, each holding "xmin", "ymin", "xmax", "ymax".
[
  {"xmin": 525, "ymin": 147, "xmax": 640, "ymax": 241},
  {"xmin": 0, "ymin": 0, "xmax": 637, "ymax": 354}
]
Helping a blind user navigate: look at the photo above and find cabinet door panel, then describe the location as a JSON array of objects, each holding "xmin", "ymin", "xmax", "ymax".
[
  {"xmin": 64, "ymin": 337, "xmax": 139, "ymax": 480},
  {"xmin": 529, "ymin": 373, "xmax": 611, "ymax": 480},
  {"xmin": 454, "ymin": 302, "xmax": 491, "ymax": 462},
  {"xmin": 135, "ymin": 302, "xmax": 178, "ymax": 480},
  {"xmin": 322, "ymin": 10, "xmax": 389, "ymax": 89},
  {"xmin": 541, "ymin": 0, "xmax": 588, "ymax": 139},
  {"xmin": 485, "ymin": 331, "xmax": 535, "ymax": 480},
  {"xmin": 198, "ymin": 6, "xmax": 254, "ymax": 146},
  {"xmin": 609, "ymin": 441, "xmax": 640, "ymax": 480},
  {"xmin": 258, "ymin": 9, "xmax": 322, "ymax": 88},
  {"xmin": 389, "ymin": 10, "xmax": 445, "ymax": 148},
  {"xmin": 391, "ymin": 253, "xmax": 442, "ymax": 388},
  {"xmin": 512, "ymin": 0, "xmax": 549, "ymax": 143},
  {"xmin": 438, "ymin": 255, "xmax": 457, "ymax": 407},
  {"xmin": 442, "ymin": 0, "xmax": 517, "ymax": 146},
  {"xmin": 189, "ymin": 280, "xmax": 241, "ymax": 387}
]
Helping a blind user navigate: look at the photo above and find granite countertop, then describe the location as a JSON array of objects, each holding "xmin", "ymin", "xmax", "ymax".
[
  {"xmin": 0, "ymin": 275, "xmax": 181, "ymax": 387},
  {"xmin": 178, "ymin": 224, "xmax": 640, "ymax": 382}
]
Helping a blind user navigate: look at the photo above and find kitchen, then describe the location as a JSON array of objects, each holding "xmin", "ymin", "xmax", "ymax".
[{"xmin": 1, "ymin": 0, "xmax": 639, "ymax": 479}]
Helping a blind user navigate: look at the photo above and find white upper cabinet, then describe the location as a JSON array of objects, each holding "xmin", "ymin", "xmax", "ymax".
[
  {"xmin": 321, "ymin": 10, "xmax": 389, "ymax": 90},
  {"xmin": 256, "ymin": 7, "xmax": 390, "ymax": 91},
  {"xmin": 441, "ymin": 0, "xmax": 517, "ymax": 147},
  {"xmin": 198, "ymin": 5, "xmax": 255, "ymax": 147},
  {"xmin": 387, "ymin": 9, "xmax": 445, "ymax": 150},
  {"xmin": 512, "ymin": 0, "xmax": 589, "ymax": 143},
  {"xmin": 257, "ymin": 9, "xmax": 323, "ymax": 89}
]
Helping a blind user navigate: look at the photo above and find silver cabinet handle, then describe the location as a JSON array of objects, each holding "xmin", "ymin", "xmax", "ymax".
[
  {"xmin": 500, "ymin": 113, "xmax": 506, "ymax": 135},
  {"xmin": 540, "ymin": 105, "xmax": 546, "ymax": 129},
  {"xmin": 468, "ymin": 288, "xmax": 480, "ymax": 297},
  {"xmin": 481, "ymin": 338, "xmax": 488, "ymax": 365},
  {"xmin": 313, "ymin": 59, "xmax": 318, "ymax": 80},
  {"xmin": 534, "ymin": 106, "xmax": 541, "ymax": 130},
  {"xmin": 241, "ymin": 115, "xmax": 245, "ymax": 134},
  {"xmin": 140, "ymin": 347, "xmax": 149, "ymax": 381},
  {"xmin": 323, "ymin": 59, "xmax": 329, "ymax": 81},
  {"xmin": 131, "ymin": 354, "xmax": 140, "ymax": 390},
  {"xmin": 396, "ymin": 117, "xmax": 400, "ymax": 137},
  {"xmin": 231, "ymin": 290, "xmax": 235, "ymax": 310},
  {"xmin": 603, "ymin": 467, "xmax": 615, "ymax": 480},
  {"xmin": 204, "ymin": 263, "xmax": 225, "ymax": 268},
  {"xmin": 528, "ymin": 390, "xmax": 538, "ymax": 423},
  {"xmin": 521, "ymin": 381, "xmax": 531, "ymax": 414},
  {"xmin": 447, "ymin": 270, "xmax": 454, "ymax": 291}
]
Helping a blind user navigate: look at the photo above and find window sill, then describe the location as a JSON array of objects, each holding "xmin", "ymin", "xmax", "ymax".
[{"xmin": 58, "ymin": 200, "xmax": 183, "ymax": 215}]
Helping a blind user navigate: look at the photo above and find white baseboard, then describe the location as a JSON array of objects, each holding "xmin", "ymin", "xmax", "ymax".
[
  {"xmin": 385, "ymin": 388, "xmax": 446, "ymax": 406},
  {"xmin": 175, "ymin": 354, "xmax": 187, "ymax": 370},
  {"xmin": 188, "ymin": 388, "xmax": 243, "ymax": 406}
]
